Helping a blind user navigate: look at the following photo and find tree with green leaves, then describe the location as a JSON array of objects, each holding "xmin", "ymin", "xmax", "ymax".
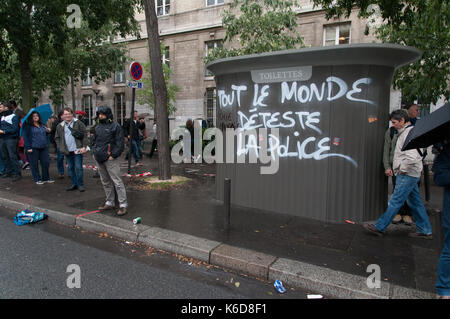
[
  {"xmin": 0, "ymin": 0, "xmax": 141, "ymax": 111},
  {"xmin": 206, "ymin": 0, "xmax": 305, "ymax": 63},
  {"xmin": 312, "ymin": 0, "xmax": 449, "ymax": 106},
  {"xmin": 61, "ymin": 21, "xmax": 130, "ymax": 109},
  {"xmin": 136, "ymin": 45, "xmax": 179, "ymax": 116}
]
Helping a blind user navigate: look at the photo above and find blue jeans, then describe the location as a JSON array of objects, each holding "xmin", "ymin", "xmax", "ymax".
[
  {"xmin": 56, "ymin": 148, "xmax": 65, "ymax": 175},
  {"xmin": 0, "ymin": 151, "xmax": 4, "ymax": 174},
  {"xmin": 374, "ymin": 174, "xmax": 432, "ymax": 235},
  {"xmin": 130, "ymin": 139, "xmax": 140, "ymax": 163},
  {"xmin": 65, "ymin": 152, "xmax": 84, "ymax": 187},
  {"xmin": 436, "ymin": 228, "xmax": 450, "ymax": 297},
  {"xmin": 0, "ymin": 138, "xmax": 21, "ymax": 176},
  {"xmin": 28, "ymin": 147, "xmax": 50, "ymax": 182}
]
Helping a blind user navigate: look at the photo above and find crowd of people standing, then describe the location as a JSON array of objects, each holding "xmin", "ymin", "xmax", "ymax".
[{"xmin": 0, "ymin": 101, "xmax": 152, "ymax": 217}]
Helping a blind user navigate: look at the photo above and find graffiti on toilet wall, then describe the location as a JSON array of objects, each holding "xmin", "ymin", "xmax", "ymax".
[{"xmin": 216, "ymin": 74, "xmax": 377, "ymax": 168}]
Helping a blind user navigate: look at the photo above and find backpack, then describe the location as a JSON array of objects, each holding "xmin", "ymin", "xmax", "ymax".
[{"xmin": 389, "ymin": 126, "xmax": 397, "ymax": 139}]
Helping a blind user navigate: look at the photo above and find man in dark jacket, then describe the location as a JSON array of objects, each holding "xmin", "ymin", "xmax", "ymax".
[
  {"xmin": 0, "ymin": 101, "xmax": 21, "ymax": 181},
  {"xmin": 92, "ymin": 106, "xmax": 127, "ymax": 216},
  {"xmin": 50, "ymin": 110, "xmax": 66, "ymax": 178},
  {"xmin": 123, "ymin": 110, "xmax": 145, "ymax": 165},
  {"xmin": 434, "ymin": 140, "xmax": 450, "ymax": 298}
]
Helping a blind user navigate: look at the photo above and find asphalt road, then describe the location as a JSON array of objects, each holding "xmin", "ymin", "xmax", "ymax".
[{"xmin": 0, "ymin": 207, "xmax": 316, "ymax": 300}]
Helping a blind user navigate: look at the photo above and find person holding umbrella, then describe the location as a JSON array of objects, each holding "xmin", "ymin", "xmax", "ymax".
[
  {"xmin": 22, "ymin": 111, "xmax": 54, "ymax": 184},
  {"xmin": 433, "ymin": 140, "xmax": 450, "ymax": 299},
  {"xmin": 397, "ymin": 102, "xmax": 450, "ymax": 299},
  {"xmin": 363, "ymin": 109, "xmax": 432, "ymax": 239}
]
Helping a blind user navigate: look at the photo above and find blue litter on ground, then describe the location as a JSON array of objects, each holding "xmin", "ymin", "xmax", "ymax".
[
  {"xmin": 14, "ymin": 209, "xmax": 47, "ymax": 226},
  {"xmin": 274, "ymin": 280, "xmax": 287, "ymax": 294}
]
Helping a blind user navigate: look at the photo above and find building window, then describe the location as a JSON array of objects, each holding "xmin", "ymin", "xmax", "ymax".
[
  {"xmin": 205, "ymin": 88, "xmax": 216, "ymax": 128},
  {"xmin": 156, "ymin": 0, "xmax": 170, "ymax": 16},
  {"xmin": 114, "ymin": 67, "xmax": 126, "ymax": 84},
  {"xmin": 162, "ymin": 46, "xmax": 170, "ymax": 69},
  {"xmin": 205, "ymin": 40, "xmax": 223, "ymax": 76},
  {"xmin": 207, "ymin": 0, "xmax": 224, "ymax": 6},
  {"xmin": 82, "ymin": 95, "xmax": 93, "ymax": 125},
  {"xmin": 82, "ymin": 68, "xmax": 92, "ymax": 86},
  {"xmin": 115, "ymin": 93, "xmax": 126, "ymax": 126},
  {"xmin": 323, "ymin": 23, "xmax": 351, "ymax": 46}
]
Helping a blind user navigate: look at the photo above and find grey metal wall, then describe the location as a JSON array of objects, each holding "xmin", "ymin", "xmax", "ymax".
[{"xmin": 208, "ymin": 44, "xmax": 421, "ymax": 223}]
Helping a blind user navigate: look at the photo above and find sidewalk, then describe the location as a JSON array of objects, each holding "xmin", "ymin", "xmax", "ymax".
[{"xmin": 0, "ymin": 151, "xmax": 443, "ymax": 299}]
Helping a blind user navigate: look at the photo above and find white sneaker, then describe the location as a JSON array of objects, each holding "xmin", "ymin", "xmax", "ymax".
[
  {"xmin": 36, "ymin": 181, "xmax": 44, "ymax": 185},
  {"xmin": 44, "ymin": 180, "xmax": 55, "ymax": 184}
]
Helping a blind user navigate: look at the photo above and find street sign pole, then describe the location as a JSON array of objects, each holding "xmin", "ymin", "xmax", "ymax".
[
  {"xmin": 127, "ymin": 61, "xmax": 143, "ymax": 174},
  {"xmin": 128, "ymin": 87, "xmax": 136, "ymax": 174}
]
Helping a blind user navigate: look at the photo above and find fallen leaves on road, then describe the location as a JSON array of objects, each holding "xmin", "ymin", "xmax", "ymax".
[{"xmin": 98, "ymin": 232, "xmax": 109, "ymax": 238}]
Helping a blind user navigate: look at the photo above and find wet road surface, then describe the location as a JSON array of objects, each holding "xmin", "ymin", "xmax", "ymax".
[{"xmin": 0, "ymin": 207, "xmax": 318, "ymax": 299}]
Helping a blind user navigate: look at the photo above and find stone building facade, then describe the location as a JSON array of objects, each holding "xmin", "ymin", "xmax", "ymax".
[{"xmin": 39, "ymin": 0, "xmax": 385, "ymax": 132}]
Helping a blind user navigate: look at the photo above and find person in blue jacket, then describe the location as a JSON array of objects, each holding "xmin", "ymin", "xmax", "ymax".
[
  {"xmin": 433, "ymin": 140, "xmax": 450, "ymax": 299},
  {"xmin": 0, "ymin": 101, "xmax": 21, "ymax": 181},
  {"xmin": 22, "ymin": 111, "xmax": 54, "ymax": 184}
]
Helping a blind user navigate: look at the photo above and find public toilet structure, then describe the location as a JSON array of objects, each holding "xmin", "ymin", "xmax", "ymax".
[{"xmin": 207, "ymin": 44, "xmax": 422, "ymax": 223}]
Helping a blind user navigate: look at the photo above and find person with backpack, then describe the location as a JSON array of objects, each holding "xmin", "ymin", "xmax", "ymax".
[
  {"xmin": 92, "ymin": 106, "xmax": 127, "ymax": 216},
  {"xmin": 364, "ymin": 109, "xmax": 432, "ymax": 239}
]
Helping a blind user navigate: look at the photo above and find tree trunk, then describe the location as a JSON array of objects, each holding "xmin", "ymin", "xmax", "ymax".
[
  {"xmin": 18, "ymin": 49, "xmax": 33, "ymax": 111},
  {"xmin": 143, "ymin": 0, "xmax": 171, "ymax": 180},
  {"xmin": 70, "ymin": 75, "xmax": 76, "ymax": 110}
]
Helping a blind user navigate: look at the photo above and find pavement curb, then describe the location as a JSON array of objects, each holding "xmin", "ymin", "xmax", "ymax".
[
  {"xmin": 139, "ymin": 227, "xmax": 221, "ymax": 263},
  {"xmin": 0, "ymin": 196, "xmax": 436, "ymax": 299}
]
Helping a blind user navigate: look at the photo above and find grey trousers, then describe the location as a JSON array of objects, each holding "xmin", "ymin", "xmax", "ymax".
[{"xmin": 96, "ymin": 158, "xmax": 127, "ymax": 208}]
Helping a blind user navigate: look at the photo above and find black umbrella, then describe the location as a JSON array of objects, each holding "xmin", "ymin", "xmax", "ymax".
[{"xmin": 402, "ymin": 102, "xmax": 450, "ymax": 151}]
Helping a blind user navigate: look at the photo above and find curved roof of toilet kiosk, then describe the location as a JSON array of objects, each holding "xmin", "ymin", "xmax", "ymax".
[{"xmin": 206, "ymin": 43, "xmax": 422, "ymax": 77}]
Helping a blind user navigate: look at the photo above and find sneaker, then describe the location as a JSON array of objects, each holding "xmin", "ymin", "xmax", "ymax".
[
  {"xmin": 363, "ymin": 223, "xmax": 384, "ymax": 237},
  {"xmin": 402, "ymin": 215, "xmax": 413, "ymax": 226},
  {"xmin": 392, "ymin": 214, "xmax": 402, "ymax": 224},
  {"xmin": 44, "ymin": 179, "xmax": 55, "ymax": 184},
  {"xmin": 116, "ymin": 207, "xmax": 127, "ymax": 216},
  {"xmin": 98, "ymin": 204, "xmax": 115, "ymax": 211},
  {"xmin": 36, "ymin": 181, "xmax": 44, "ymax": 185},
  {"xmin": 408, "ymin": 232, "xmax": 433, "ymax": 240},
  {"xmin": 78, "ymin": 186, "xmax": 85, "ymax": 192},
  {"xmin": 22, "ymin": 162, "xmax": 30, "ymax": 169}
]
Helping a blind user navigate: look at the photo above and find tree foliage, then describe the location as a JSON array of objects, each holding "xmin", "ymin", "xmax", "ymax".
[
  {"xmin": 207, "ymin": 0, "xmax": 304, "ymax": 63},
  {"xmin": 136, "ymin": 45, "xmax": 179, "ymax": 116},
  {"xmin": 0, "ymin": 0, "xmax": 141, "ymax": 110},
  {"xmin": 312, "ymin": 0, "xmax": 450, "ymax": 105}
]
